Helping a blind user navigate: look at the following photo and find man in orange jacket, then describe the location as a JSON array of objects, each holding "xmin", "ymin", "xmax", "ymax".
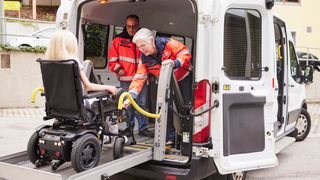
[
  {"xmin": 108, "ymin": 15, "xmax": 153, "ymax": 138},
  {"xmin": 123, "ymin": 28, "xmax": 192, "ymax": 144}
]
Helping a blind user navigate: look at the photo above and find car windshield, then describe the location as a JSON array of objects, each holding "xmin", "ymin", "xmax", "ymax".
[
  {"xmin": 297, "ymin": 51, "xmax": 309, "ymax": 59},
  {"xmin": 32, "ymin": 27, "xmax": 56, "ymax": 38},
  {"xmin": 297, "ymin": 51, "xmax": 319, "ymax": 60}
]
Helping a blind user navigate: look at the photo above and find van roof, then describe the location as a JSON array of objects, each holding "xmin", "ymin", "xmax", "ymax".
[{"xmin": 80, "ymin": 0, "xmax": 196, "ymax": 38}]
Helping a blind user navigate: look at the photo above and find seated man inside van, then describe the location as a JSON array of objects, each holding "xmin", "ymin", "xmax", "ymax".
[{"xmin": 123, "ymin": 28, "xmax": 192, "ymax": 145}]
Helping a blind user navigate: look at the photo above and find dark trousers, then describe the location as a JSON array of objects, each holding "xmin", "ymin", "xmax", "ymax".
[{"xmin": 120, "ymin": 81, "xmax": 148, "ymax": 132}]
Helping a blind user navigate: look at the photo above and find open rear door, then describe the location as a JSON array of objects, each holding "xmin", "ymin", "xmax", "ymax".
[{"xmin": 214, "ymin": 8, "xmax": 277, "ymax": 174}]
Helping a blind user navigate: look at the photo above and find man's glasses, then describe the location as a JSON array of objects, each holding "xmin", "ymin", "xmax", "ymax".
[{"xmin": 126, "ymin": 25, "xmax": 139, "ymax": 30}]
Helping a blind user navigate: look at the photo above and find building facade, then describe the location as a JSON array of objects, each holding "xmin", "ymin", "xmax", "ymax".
[{"xmin": 273, "ymin": 0, "xmax": 320, "ymax": 57}]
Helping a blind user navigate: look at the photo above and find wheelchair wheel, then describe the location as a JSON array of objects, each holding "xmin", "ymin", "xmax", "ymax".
[
  {"xmin": 113, "ymin": 137, "xmax": 125, "ymax": 159},
  {"xmin": 27, "ymin": 131, "xmax": 41, "ymax": 165},
  {"xmin": 71, "ymin": 134, "xmax": 101, "ymax": 172}
]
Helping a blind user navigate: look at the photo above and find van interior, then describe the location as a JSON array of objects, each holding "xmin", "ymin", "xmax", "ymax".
[{"xmin": 77, "ymin": 0, "xmax": 197, "ymax": 165}]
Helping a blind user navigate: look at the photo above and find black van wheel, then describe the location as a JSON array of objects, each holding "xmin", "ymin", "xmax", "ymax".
[
  {"xmin": 227, "ymin": 171, "xmax": 247, "ymax": 180},
  {"xmin": 295, "ymin": 109, "xmax": 311, "ymax": 142},
  {"xmin": 27, "ymin": 131, "xmax": 42, "ymax": 165},
  {"xmin": 113, "ymin": 137, "xmax": 125, "ymax": 159},
  {"xmin": 71, "ymin": 134, "xmax": 101, "ymax": 172}
]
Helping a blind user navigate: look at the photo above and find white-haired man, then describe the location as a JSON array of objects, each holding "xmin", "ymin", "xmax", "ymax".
[{"xmin": 124, "ymin": 28, "xmax": 192, "ymax": 145}]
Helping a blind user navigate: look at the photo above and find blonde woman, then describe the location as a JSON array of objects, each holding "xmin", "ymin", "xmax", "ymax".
[
  {"xmin": 45, "ymin": 30, "xmax": 117, "ymax": 94},
  {"xmin": 45, "ymin": 30, "xmax": 119, "ymax": 140}
]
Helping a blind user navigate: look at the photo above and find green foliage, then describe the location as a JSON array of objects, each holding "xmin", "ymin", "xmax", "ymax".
[
  {"xmin": 43, "ymin": 13, "xmax": 55, "ymax": 22},
  {"xmin": 85, "ymin": 23, "xmax": 108, "ymax": 57},
  {"xmin": 0, "ymin": 44, "xmax": 46, "ymax": 53}
]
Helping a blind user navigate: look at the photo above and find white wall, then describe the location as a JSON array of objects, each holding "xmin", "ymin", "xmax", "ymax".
[
  {"xmin": 305, "ymin": 72, "xmax": 320, "ymax": 101},
  {"xmin": 0, "ymin": 51, "xmax": 45, "ymax": 108}
]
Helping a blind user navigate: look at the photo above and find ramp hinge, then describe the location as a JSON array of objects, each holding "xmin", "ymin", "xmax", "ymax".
[
  {"xmin": 193, "ymin": 147, "xmax": 219, "ymax": 158},
  {"xmin": 200, "ymin": 15, "xmax": 218, "ymax": 24}
]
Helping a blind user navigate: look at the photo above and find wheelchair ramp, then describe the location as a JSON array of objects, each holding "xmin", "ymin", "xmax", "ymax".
[
  {"xmin": 68, "ymin": 148, "xmax": 152, "ymax": 180},
  {"xmin": 0, "ymin": 144, "xmax": 153, "ymax": 180}
]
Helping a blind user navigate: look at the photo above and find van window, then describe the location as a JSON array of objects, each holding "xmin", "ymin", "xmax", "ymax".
[
  {"xmin": 224, "ymin": 9, "xmax": 262, "ymax": 80},
  {"xmin": 289, "ymin": 41, "xmax": 300, "ymax": 82},
  {"xmin": 83, "ymin": 23, "xmax": 109, "ymax": 69}
]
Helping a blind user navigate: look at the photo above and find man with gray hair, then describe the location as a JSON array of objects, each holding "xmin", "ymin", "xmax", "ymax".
[{"xmin": 124, "ymin": 28, "xmax": 192, "ymax": 145}]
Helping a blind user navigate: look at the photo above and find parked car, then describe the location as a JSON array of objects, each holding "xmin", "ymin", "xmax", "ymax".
[
  {"xmin": 297, "ymin": 51, "xmax": 320, "ymax": 71},
  {"xmin": 9, "ymin": 27, "xmax": 57, "ymax": 48}
]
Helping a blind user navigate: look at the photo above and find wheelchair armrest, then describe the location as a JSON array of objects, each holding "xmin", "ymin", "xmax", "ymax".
[{"xmin": 83, "ymin": 91, "xmax": 109, "ymax": 99}]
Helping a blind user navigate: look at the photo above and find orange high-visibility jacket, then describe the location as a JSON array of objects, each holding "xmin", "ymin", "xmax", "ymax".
[
  {"xmin": 108, "ymin": 31, "xmax": 140, "ymax": 82},
  {"xmin": 129, "ymin": 37, "xmax": 192, "ymax": 97}
]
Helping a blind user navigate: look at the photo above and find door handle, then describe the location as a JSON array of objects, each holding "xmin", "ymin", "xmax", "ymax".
[
  {"xmin": 290, "ymin": 84, "xmax": 294, "ymax": 87},
  {"xmin": 283, "ymin": 96, "xmax": 286, "ymax": 104}
]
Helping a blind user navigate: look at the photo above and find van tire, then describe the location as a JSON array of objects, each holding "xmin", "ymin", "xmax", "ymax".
[
  {"xmin": 27, "ymin": 131, "xmax": 41, "ymax": 165},
  {"xmin": 227, "ymin": 171, "xmax": 247, "ymax": 180},
  {"xmin": 71, "ymin": 134, "xmax": 101, "ymax": 172},
  {"xmin": 295, "ymin": 109, "xmax": 311, "ymax": 142}
]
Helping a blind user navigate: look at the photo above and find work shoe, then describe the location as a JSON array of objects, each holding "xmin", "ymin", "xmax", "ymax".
[
  {"xmin": 138, "ymin": 128, "xmax": 154, "ymax": 138},
  {"xmin": 165, "ymin": 140, "xmax": 174, "ymax": 147}
]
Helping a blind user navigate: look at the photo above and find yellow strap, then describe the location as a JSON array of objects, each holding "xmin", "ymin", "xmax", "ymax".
[
  {"xmin": 118, "ymin": 92, "xmax": 161, "ymax": 119},
  {"xmin": 31, "ymin": 87, "xmax": 44, "ymax": 103}
]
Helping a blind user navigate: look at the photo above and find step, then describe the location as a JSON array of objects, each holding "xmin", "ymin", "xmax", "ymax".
[{"xmin": 275, "ymin": 136, "xmax": 295, "ymax": 154}]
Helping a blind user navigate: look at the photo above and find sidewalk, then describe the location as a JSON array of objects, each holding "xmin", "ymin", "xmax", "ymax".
[{"xmin": 0, "ymin": 108, "xmax": 45, "ymax": 118}]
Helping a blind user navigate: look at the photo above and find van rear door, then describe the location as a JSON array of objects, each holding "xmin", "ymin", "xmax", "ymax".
[{"xmin": 213, "ymin": 7, "xmax": 277, "ymax": 174}]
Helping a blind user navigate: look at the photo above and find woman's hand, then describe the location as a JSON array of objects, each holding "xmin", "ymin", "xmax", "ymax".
[{"xmin": 107, "ymin": 85, "xmax": 117, "ymax": 95}]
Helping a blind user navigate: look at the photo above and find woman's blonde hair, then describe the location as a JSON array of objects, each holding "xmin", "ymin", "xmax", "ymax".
[{"xmin": 45, "ymin": 30, "xmax": 78, "ymax": 60}]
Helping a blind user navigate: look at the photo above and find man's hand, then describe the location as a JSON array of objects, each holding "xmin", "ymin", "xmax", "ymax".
[
  {"xmin": 122, "ymin": 99, "xmax": 131, "ymax": 109},
  {"xmin": 118, "ymin": 69, "xmax": 126, "ymax": 76},
  {"xmin": 161, "ymin": 59, "xmax": 175, "ymax": 67}
]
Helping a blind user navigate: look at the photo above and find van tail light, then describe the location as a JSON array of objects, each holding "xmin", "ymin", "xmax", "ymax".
[{"xmin": 193, "ymin": 79, "xmax": 211, "ymax": 143}]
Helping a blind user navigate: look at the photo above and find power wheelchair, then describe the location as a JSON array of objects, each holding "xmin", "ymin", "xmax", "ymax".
[{"xmin": 27, "ymin": 59, "xmax": 133, "ymax": 172}]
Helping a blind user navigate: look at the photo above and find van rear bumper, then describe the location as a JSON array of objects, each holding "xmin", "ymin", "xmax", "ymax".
[{"xmin": 123, "ymin": 157, "xmax": 218, "ymax": 180}]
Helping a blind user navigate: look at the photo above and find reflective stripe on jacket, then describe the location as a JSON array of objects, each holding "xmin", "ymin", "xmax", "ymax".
[
  {"xmin": 108, "ymin": 32, "xmax": 140, "ymax": 82},
  {"xmin": 129, "ymin": 37, "xmax": 192, "ymax": 97}
]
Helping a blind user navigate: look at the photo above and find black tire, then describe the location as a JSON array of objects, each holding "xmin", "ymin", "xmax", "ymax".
[
  {"xmin": 71, "ymin": 134, "xmax": 101, "ymax": 172},
  {"xmin": 295, "ymin": 108, "xmax": 311, "ymax": 142},
  {"xmin": 19, "ymin": 44, "xmax": 31, "ymax": 47},
  {"xmin": 227, "ymin": 171, "xmax": 247, "ymax": 180},
  {"xmin": 113, "ymin": 137, "xmax": 125, "ymax": 159},
  {"xmin": 27, "ymin": 131, "xmax": 40, "ymax": 165}
]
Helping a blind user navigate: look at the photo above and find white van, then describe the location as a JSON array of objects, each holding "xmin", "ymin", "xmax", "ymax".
[{"xmin": 0, "ymin": 0, "xmax": 313, "ymax": 179}]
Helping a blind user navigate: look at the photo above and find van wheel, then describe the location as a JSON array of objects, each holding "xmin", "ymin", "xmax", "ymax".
[
  {"xmin": 227, "ymin": 171, "xmax": 247, "ymax": 180},
  {"xmin": 113, "ymin": 137, "xmax": 125, "ymax": 159},
  {"xmin": 71, "ymin": 134, "xmax": 101, "ymax": 172},
  {"xmin": 27, "ymin": 131, "xmax": 41, "ymax": 165},
  {"xmin": 295, "ymin": 109, "xmax": 311, "ymax": 142}
]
